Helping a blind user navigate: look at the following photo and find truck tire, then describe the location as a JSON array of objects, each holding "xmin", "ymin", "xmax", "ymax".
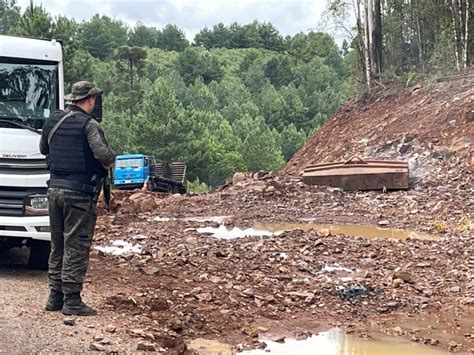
[{"xmin": 29, "ymin": 240, "xmax": 50, "ymax": 270}]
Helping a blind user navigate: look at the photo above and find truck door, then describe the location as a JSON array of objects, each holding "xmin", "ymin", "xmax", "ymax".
[{"xmin": 143, "ymin": 156, "xmax": 149, "ymax": 180}]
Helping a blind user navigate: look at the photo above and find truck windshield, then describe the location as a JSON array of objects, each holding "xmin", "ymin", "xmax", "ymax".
[
  {"xmin": 0, "ymin": 58, "xmax": 59, "ymax": 129},
  {"xmin": 116, "ymin": 159, "xmax": 144, "ymax": 168}
]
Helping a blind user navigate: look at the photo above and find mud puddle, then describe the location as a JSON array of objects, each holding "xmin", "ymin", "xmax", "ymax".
[
  {"xmin": 194, "ymin": 221, "xmax": 437, "ymax": 240},
  {"xmin": 242, "ymin": 328, "xmax": 450, "ymax": 354},
  {"xmin": 387, "ymin": 313, "xmax": 474, "ymax": 352},
  {"xmin": 257, "ymin": 222, "xmax": 438, "ymax": 240}
]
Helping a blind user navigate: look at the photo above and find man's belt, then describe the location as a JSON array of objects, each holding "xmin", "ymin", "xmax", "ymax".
[{"xmin": 48, "ymin": 179, "xmax": 96, "ymax": 194}]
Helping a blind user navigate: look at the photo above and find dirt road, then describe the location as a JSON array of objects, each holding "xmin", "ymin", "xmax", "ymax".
[
  {"xmin": 0, "ymin": 249, "xmax": 148, "ymax": 353},
  {"xmin": 0, "ymin": 266, "xmax": 77, "ymax": 353}
]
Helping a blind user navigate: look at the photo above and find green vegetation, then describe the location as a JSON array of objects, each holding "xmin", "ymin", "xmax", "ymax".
[
  {"xmin": 325, "ymin": 0, "xmax": 472, "ymax": 89},
  {"xmin": 186, "ymin": 178, "xmax": 210, "ymax": 194},
  {"xmin": 1, "ymin": 0, "xmax": 469, "ymax": 185}
]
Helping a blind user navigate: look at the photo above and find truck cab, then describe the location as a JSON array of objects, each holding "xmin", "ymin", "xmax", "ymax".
[
  {"xmin": 114, "ymin": 154, "xmax": 187, "ymax": 194},
  {"xmin": 0, "ymin": 35, "xmax": 64, "ymax": 269},
  {"xmin": 113, "ymin": 154, "xmax": 149, "ymax": 189}
]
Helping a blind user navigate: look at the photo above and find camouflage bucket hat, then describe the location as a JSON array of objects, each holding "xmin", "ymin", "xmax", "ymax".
[{"xmin": 64, "ymin": 81, "xmax": 104, "ymax": 101}]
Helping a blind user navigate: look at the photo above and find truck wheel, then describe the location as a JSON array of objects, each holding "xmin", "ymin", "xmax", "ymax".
[{"xmin": 28, "ymin": 240, "xmax": 50, "ymax": 270}]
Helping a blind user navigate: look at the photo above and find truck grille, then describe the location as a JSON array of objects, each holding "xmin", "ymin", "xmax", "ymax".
[
  {"xmin": 0, "ymin": 158, "xmax": 48, "ymax": 175},
  {"xmin": 0, "ymin": 187, "xmax": 47, "ymax": 217}
]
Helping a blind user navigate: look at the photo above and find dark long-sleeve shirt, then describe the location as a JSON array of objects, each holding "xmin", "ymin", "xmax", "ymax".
[{"xmin": 39, "ymin": 106, "xmax": 116, "ymax": 167}]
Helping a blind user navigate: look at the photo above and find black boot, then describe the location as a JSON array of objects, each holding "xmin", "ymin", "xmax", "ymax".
[
  {"xmin": 45, "ymin": 289, "xmax": 64, "ymax": 311},
  {"xmin": 62, "ymin": 292, "xmax": 97, "ymax": 316}
]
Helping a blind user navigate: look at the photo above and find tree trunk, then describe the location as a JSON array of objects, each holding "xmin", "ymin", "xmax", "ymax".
[
  {"xmin": 414, "ymin": 1, "xmax": 424, "ymax": 71},
  {"xmin": 451, "ymin": 0, "xmax": 461, "ymax": 71},
  {"xmin": 129, "ymin": 58, "xmax": 133, "ymax": 120},
  {"xmin": 373, "ymin": 0, "xmax": 383, "ymax": 73},
  {"xmin": 399, "ymin": 2, "xmax": 404, "ymax": 72},
  {"xmin": 353, "ymin": 0, "xmax": 367, "ymax": 82},
  {"xmin": 409, "ymin": 0, "xmax": 415, "ymax": 69},
  {"xmin": 364, "ymin": 0, "xmax": 372, "ymax": 87},
  {"xmin": 458, "ymin": 0, "xmax": 465, "ymax": 68},
  {"xmin": 367, "ymin": 0, "xmax": 377, "ymax": 76},
  {"xmin": 463, "ymin": 0, "xmax": 470, "ymax": 68}
]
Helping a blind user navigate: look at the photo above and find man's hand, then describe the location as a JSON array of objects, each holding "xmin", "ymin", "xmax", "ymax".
[{"xmin": 103, "ymin": 163, "xmax": 113, "ymax": 170}]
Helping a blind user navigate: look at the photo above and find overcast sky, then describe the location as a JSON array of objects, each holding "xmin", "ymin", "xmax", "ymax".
[{"xmin": 17, "ymin": 0, "xmax": 332, "ymax": 41}]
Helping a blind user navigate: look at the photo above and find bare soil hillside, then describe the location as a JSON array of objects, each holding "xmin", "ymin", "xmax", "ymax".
[{"xmin": 284, "ymin": 78, "xmax": 473, "ymax": 176}]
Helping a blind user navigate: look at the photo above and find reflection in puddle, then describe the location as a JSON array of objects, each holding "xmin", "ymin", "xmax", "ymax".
[
  {"xmin": 193, "ymin": 221, "xmax": 437, "ymax": 241},
  {"xmin": 196, "ymin": 225, "xmax": 283, "ymax": 239},
  {"xmin": 242, "ymin": 328, "xmax": 449, "ymax": 355}
]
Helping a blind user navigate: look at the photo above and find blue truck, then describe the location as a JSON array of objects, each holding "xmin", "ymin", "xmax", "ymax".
[{"xmin": 114, "ymin": 154, "xmax": 186, "ymax": 194}]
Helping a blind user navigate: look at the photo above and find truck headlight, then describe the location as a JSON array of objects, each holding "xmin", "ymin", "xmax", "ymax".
[{"xmin": 24, "ymin": 194, "xmax": 49, "ymax": 216}]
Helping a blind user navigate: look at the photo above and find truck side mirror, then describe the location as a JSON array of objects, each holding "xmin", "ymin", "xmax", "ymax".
[{"xmin": 91, "ymin": 95, "xmax": 103, "ymax": 121}]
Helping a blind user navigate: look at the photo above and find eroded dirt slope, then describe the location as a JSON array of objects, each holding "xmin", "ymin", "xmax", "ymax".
[{"xmin": 284, "ymin": 78, "xmax": 473, "ymax": 175}]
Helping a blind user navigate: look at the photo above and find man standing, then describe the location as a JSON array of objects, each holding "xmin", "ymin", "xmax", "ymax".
[{"xmin": 39, "ymin": 81, "xmax": 116, "ymax": 316}]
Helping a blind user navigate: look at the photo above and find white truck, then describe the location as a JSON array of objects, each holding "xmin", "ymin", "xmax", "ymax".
[{"xmin": 0, "ymin": 35, "xmax": 64, "ymax": 269}]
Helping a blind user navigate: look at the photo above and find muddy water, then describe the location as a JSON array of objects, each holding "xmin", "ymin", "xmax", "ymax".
[
  {"xmin": 242, "ymin": 328, "xmax": 450, "ymax": 355},
  {"xmin": 391, "ymin": 313, "xmax": 474, "ymax": 351},
  {"xmin": 195, "ymin": 222, "xmax": 437, "ymax": 240},
  {"xmin": 255, "ymin": 222, "xmax": 438, "ymax": 240}
]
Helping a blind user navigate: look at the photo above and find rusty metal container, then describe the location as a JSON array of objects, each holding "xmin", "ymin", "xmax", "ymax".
[
  {"xmin": 170, "ymin": 162, "xmax": 187, "ymax": 184},
  {"xmin": 302, "ymin": 156, "xmax": 409, "ymax": 191}
]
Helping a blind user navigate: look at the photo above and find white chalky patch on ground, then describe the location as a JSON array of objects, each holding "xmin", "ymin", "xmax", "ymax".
[
  {"xmin": 321, "ymin": 263, "xmax": 353, "ymax": 273},
  {"xmin": 154, "ymin": 215, "xmax": 229, "ymax": 223},
  {"xmin": 94, "ymin": 240, "xmax": 142, "ymax": 256},
  {"xmin": 196, "ymin": 225, "xmax": 283, "ymax": 239},
  {"xmin": 154, "ymin": 216, "xmax": 174, "ymax": 222}
]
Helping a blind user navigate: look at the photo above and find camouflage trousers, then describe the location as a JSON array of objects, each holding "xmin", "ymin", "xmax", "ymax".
[{"xmin": 47, "ymin": 188, "xmax": 98, "ymax": 294}]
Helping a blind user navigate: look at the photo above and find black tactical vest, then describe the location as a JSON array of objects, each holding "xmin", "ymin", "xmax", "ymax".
[{"xmin": 44, "ymin": 108, "xmax": 107, "ymax": 185}]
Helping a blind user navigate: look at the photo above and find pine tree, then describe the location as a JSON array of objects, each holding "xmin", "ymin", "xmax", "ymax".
[
  {"xmin": 11, "ymin": 1, "xmax": 53, "ymax": 39},
  {"xmin": 0, "ymin": 0, "xmax": 20, "ymax": 34}
]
